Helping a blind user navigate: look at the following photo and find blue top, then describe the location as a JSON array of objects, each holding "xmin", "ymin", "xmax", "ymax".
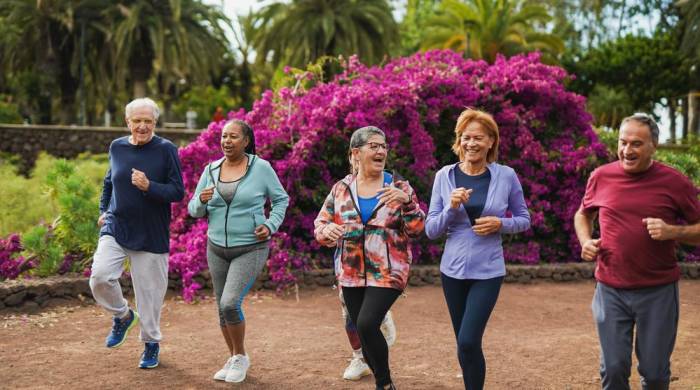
[
  {"xmin": 426, "ymin": 163, "xmax": 530, "ymax": 279},
  {"xmin": 358, "ymin": 195, "xmax": 380, "ymax": 224},
  {"xmin": 99, "ymin": 136, "xmax": 185, "ymax": 253},
  {"xmin": 188, "ymin": 155, "xmax": 289, "ymax": 247},
  {"xmin": 454, "ymin": 166, "xmax": 491, "ymax": 225}
]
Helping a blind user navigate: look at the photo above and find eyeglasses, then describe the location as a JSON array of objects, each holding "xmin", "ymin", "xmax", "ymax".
[{"xmin": 361, "ymin": 142, "xmax": 389, "ymax": 152}]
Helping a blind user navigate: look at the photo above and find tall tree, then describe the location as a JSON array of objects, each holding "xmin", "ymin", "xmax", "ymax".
[
  {"xmin": 421, "ymin": 0, "xmax": 564, "ymax": 63},
  {"xmin": 0, "ymin": 0, "xmax": 108, "ymax": 124},
  {"xmin": 678, "ymin": 0, "xmax": 700, "ymax": 136},
  {"xmin": 253, "ymin": 0, "xmax": 399, "ymax": 68},
  {"xmin": 108, "ymin": 0, "xmax": 231, "ymax": 98}
]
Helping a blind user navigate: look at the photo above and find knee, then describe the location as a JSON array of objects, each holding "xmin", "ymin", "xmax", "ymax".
[
  {"xmin": 219, "ymin": 300, "xmax": 243, "ymax": 325},
  {"xmin": 457, "ymin": 337, "xmax": 480, "ymax": 357},
  {"xmin": 89, "ymin": 269, "xmax": 111, "ymax": 290},
  {"xmin": 355, "ymin": 316, "xmax": 380, "ymax": 338}
]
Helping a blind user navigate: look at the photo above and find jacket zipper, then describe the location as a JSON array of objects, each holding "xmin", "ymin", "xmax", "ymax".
[{"xmin": 211, "ymin": 155, "xmax": 256, "ymax": 248}]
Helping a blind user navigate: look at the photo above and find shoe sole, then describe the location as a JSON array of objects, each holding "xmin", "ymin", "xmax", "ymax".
[
  {"xmin": 139, "ymin": 362, "xmax": 159, "ymax": 369},
  {"xmin": 343, "ymin": 369, "xmax": 371, "ymax": 381},
  {"xmin": 225, "ymin": 373, "xmax": 247, "ymax": 383},
  {"xmin": 107, "ymin": 311, "xmax": 140, "ymax": 349}
]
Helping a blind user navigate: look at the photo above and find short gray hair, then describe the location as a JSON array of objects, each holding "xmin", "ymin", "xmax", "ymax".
[
  {"xmin": 125, "ymin": 97, "xmax": 160, "ymax": 121},
  {"xmin": 349, "ymin": 126, "xmax": 385, "ymax": 149},
  {"xmin": 621, "ymin": 113, "xmax": 659, "ymax": 145}
]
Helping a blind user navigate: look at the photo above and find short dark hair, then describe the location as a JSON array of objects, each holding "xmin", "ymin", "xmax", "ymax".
[{"xmin": 621, "ymin": 113, "xmax": 659, "ymax": 145}]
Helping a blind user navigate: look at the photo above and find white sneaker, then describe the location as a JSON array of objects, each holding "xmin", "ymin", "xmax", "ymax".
[
  {"xmin": 213, "ymin": 356, "xmax": 234, "ymax": 381},
  {"xmin": 343, "ymin": 356, "xmax": 370, "ymax": 381},
  {"xmin": 381, "ymin": 310, "xmax": 397, "ymax": 347},
  {"xmin": 225, "ymin": 354, "xmax": 250, "ymax": 383}
]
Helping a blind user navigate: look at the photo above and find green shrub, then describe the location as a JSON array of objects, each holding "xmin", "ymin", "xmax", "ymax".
[
  {"xmin": 44, "ymin": 156, "xmax": 104, "ymax": 259},
  {"xmin": 21, "ymin": 224, "xmax": 63, "ymax": 277},
  {"xmin": 0, "ymin": 95, "xmax": 22, "ymax": 123},
  {"xmin": 0, "ymin": 155, "xmax": 57, "ymax": 236},
  {"xmin": 171, "ymin": 85, "xmax": 239, "ymax": 127}
]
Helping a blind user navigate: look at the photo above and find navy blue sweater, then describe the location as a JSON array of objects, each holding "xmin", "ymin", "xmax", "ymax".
[{"xmin": 99, "ymin": 136, "xmax": 184, "ymax": 253}]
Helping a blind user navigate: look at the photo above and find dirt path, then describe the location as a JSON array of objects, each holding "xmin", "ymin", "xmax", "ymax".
[{"xmin": 2, "ymin": 281, "xmax": 699, "ymax": 389}]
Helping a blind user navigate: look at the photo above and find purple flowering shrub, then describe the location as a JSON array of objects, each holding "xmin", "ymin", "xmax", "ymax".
[
  {"xmin": 0, "ymin": 233, "xmax": 32, "ymax": 280},
  {"xmin": 170, "ymin": 50, "xmax": 609, "ymax": 299}
]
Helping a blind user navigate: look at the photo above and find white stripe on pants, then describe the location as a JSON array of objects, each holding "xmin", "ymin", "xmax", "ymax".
[{"xmin": 89, "ymin": 235, "xmax": 169, "ymax": 343}]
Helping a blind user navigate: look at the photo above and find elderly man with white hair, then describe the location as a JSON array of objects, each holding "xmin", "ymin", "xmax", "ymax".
[{"xmin": 89, "ymin": 97, "xmax": 184, "ymax": 369}]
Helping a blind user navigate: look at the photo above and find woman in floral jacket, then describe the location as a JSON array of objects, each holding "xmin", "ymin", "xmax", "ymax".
[{"xmin": 314, "ymin": 126, "xmax": 425, "ymax": 390}]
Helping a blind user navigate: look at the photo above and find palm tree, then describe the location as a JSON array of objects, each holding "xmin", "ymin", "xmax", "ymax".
[
  {"xmin": 421, "ymin": 0, "xmax": 564, "ymax": 63},
  {"xmin": 0, "ymin": 0, "xmax": 109, "ymax": 124},
  {"xmin": 678, "ymin": 0, "xmax": 700, "ymax": 136},
  {"xmin": 253, "ymin": 0, "xmax": 399, "ymax": 68},
  {"xmin": 107, "ymin": 0, "xmax": 232, "ymax": 98}
]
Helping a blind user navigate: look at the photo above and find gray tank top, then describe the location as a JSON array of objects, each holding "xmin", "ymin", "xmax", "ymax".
[{"xmin": 217, "ymin": 179, "xmax": 241, "ymax": 204}]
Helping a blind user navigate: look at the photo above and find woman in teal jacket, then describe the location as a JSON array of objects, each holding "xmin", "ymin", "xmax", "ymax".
[{"xmin": 188, "ymin": 120, "xmax": 289, "ymax": 384}]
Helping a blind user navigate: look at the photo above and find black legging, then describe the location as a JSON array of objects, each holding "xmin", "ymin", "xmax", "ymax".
[
  {"xmin": 441, "ymin": 273, "xmax": 503, "ymax": 390},
  {"xmin": 342, "ymin": 286, "xmax": 401, "ymax": 387}
]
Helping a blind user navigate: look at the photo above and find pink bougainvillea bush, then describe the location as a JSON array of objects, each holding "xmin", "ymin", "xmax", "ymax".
[{"xmin": 169, "ymin": 50, "xmax": 609, "ymax": 300}]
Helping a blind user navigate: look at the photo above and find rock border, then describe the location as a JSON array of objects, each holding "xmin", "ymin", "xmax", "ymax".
[{"xmin": 2, "ymin": 263, "xmax": 699, "ymax": 313}]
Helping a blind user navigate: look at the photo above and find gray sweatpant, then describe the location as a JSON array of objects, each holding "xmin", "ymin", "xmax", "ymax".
[
  {"xmin": 207, "ymin": 240, "xmax": 269, "ymax": 326},
  {"xmin": 90, "ymin": 235, "xmax": 169, "ymax": 343},
  {"xmin": 592, "ymin": 281, "xmax": 679, "ymax": 390}
]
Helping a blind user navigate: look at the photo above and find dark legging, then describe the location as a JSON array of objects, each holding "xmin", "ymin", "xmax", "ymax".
[
  {"xmin": 342, "ymin": 286, "xmax": 401, "ymax": 387},
  {"xmin": 441, "ymin": 273, "xmax": 503, "ymax": 390}
]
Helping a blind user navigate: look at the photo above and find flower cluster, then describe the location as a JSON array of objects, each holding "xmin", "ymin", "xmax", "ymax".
[
  {"xmin": 170, "ymin": 50, "xmax": 609, "ymax": 299},
  {"xmin": 0, "ymin": 233, "xmax": 30, "ymax": 280}
]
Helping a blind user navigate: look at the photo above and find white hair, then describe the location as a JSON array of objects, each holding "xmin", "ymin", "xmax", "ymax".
[{"xmin": 125, "ymin": 97, "xmax": 160, "ymax": 121}]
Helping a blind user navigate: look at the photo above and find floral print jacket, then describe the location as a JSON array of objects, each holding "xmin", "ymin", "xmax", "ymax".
[{"xmin": 314, "ymin": 173, "xmax": 425, "ymax": 291}]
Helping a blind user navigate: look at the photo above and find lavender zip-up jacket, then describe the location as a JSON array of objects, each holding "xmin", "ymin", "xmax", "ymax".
[{"xmin": 426, "ymin": 162, "xmax": 530, "ymax": 279}]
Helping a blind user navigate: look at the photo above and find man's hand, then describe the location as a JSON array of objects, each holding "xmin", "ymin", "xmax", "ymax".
[
  {"xmin": 643, "ymin": 217, "xmax": 674, "ymax": 241},
  {"xmin": 254, "ymin": 224, "xmax": 271, "ymax": 241},
  {"xmin": 199, "ymin": 186, "xmax": 215, "ymax": 203},
  {"xmin": 581, "ymin": 239, "xmax": 600, "ymax": 261},
  {"xmin": 450, "ymin": 188, "xmax": 473, "ymax": 209},
  {"xmin": 473, "ymin": 216, "xmax": 502, "ymax": 235},
  {"xmin": 131, "ymin": 168, "xmax": 150, "ymax": 191},
  {"xmin": 97, "ymin": 213, "xmax": 106, "ymax": 227}
]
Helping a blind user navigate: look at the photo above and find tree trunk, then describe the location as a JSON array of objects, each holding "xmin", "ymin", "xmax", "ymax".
[
  {"xmin": 682, "ymin": 96, "xmax": 689, "ymax": 142},
  {"xmin": 668, "ymin": 98, "xmax": 676, "ymax": 144},
  {"xmin": 690, "ymin": 90, "xmax": 700, "ymax": 137}
]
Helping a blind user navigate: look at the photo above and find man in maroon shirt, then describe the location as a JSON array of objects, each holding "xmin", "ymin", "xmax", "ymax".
[{"xmin": 574, "ymin": 113, "xmax": 700, "ymax": 390}]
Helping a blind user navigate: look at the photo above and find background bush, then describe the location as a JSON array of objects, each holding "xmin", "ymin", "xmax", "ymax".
[{"xmin": 170, "ymin": 50, "xmax": 609, "ymax": 300}]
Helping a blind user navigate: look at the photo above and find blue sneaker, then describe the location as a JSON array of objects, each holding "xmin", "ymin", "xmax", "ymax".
[
  {"xmin": 105, "ymin": 309, "xmax": 139, "ymax": 348},
  {"xmin": 139, "ymin": 342, "xmax": 160, "ymax": 369}
]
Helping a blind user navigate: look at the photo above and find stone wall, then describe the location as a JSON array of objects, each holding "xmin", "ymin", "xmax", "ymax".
[
  {"xmin": 3, "ymin": 263, "xmax": 700, "ymax": 314},
  {"xmin": 0, "ymin": 124, "xmax": 200, "ymax": 174}
]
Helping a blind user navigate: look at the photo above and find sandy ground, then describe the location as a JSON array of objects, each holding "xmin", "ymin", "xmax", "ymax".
[{"xmin": 1, "ymin": 281, "xmax": 699, "ymax": 390}]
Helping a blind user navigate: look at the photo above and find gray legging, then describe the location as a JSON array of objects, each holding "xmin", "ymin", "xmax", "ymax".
[{"xmin": 207, "ymin": 239, "xmax": 269, "ymax": 326}]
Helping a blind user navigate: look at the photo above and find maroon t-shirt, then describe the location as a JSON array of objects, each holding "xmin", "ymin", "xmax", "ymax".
[{"xmin": 582, "ymin": 161, "xmax": 700, "ymax": 289}]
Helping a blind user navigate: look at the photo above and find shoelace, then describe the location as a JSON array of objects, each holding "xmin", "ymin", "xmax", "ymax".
[
  {"xmin": 230, "ymin": 356, "xmax": 246, "ymax": 370},
  {"xmin": 144, "ymin": 345, "xmax": 158, "ymax": 360},
  {"xmin": 112, "ymin": 317, "xmax": 127, "ymax": 333}
]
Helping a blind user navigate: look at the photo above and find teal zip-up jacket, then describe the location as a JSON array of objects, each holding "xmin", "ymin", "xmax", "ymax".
[{"xmin": 188, "ymin": 154, "xmax": 289, "ymax": 247}]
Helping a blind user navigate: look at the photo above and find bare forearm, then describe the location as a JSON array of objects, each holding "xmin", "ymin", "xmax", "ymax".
[
  {"xmin": 672, "ymin": 222, "xmax": 700, "ymax": 245},
  {"xmin": 574, "ymin": 208, "xmax": 595, "ymax": 245}
]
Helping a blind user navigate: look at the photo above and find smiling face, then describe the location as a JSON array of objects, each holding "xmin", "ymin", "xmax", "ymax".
[
  {"xmin": 353, "ymin": 134, "xmax": 387, "ymax": 176},
  {"xmin": 618, "ymin": 119, "xmax": 656, "ymax": 174},
  {"xmin": 459, "ymin": 121, "xmax": 494, "ymax": 165},
  {"xmin": 221, "ymin": 123, "xmax": 249, "ymax": 160},
  {"xmin": 126, "ymin": 106, "xmax": 156, "ymax": 145}
]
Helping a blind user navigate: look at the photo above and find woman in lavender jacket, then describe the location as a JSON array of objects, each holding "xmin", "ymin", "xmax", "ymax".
[{"xmin": 426, "ymin": 109, "xmax": 530, "ymax": 390}]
